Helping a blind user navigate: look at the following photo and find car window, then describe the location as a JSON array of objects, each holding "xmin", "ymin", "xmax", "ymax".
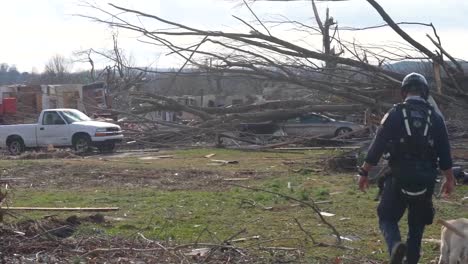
[
  {"xmin": 300, "ymin": 115, "xmax": 326, "ymax": 124},
  {"xmin": 61, "ymin": 110, "xmax": 91, "ymax": 123},
  {"xmin": 43, "ymin": 112, "xmax": 66, "ymax": 125},
  {"xmin": 318, "ymin": 116, "xmax": 330, "ymax": 122},
  {"xmin": 286, "ymin": 117, "xmax": 300, "ymax": 124}
]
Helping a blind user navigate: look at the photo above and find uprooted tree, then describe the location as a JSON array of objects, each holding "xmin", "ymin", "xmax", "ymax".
[{"xmin": 77, "ymin": 0, "xmax": 468, "ymax": 146}]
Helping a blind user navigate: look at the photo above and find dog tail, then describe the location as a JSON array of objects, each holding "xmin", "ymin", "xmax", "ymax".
[{"xmin": 437, "ymin": 219, "xmax": 468, "ymax": 239}]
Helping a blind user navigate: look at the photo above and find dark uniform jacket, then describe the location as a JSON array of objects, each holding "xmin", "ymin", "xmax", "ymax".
[{"xmin": 365, "ymin": 96, "xmax": 452, "ymax": 171}]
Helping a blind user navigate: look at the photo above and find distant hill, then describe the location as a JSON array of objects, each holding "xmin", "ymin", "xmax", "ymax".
[{"xmin": 384, "ymin": 60, "xmax": 468, "ymax": 79}]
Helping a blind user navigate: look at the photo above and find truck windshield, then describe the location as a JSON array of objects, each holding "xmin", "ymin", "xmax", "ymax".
[{"xmin": 61, "ymin": 110, "xmax": 92, "ymax": 123}]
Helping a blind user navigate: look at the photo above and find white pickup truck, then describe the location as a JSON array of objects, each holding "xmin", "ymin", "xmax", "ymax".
[{"xmin": 0, "ymin": 109, "xmax": 123, "ymax": 155}]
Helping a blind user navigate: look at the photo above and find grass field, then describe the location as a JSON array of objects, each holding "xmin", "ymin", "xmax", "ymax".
[{"xmin": 1, "ymin": 148, "xmax": 467, "ymax": 263}]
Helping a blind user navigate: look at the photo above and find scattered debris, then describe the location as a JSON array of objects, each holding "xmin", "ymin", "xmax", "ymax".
[
  {"xmin": 2, "ymin": 151, "xmax": 80, "ymax": 160},
  {"xmin": 275, "ymin": 146, "xmax": 360, "ymax": 151},
  {"xmin": 291, "ymin": 167, "xmax": 323, "ymax": 174},
  {"xmin": 0, "ymin": 215, "xmax": 262, "ymax": 263},
  {"xmin": 223, "ymin": 178, "xmax": 250, "ymax": 181},
  {"xmin": 339, "ymin": 235, "xmax": 360, "ymax": 242},
  {"xmin": 184, "ymin": 248, "xmax": 211, "ymax": 257},
  {"xmin": 325, "ymin": 150, "xmax": 362, "ymax": 172},
  {"xmin": 1, "ymin": 207, "xmax": 119, "ymax": 212},
  {"xmin": 210, "ymin": 159, "xmax": 239, "ymax": 165},
  {"xmin": 320, "ymin": 212, "xmax": 335, "ymax": 217},
  {"xmin": 0, "ymin": 178, "xmax": 25, "ymax": 184},
  {"xmin": 155, "ymin": 155, "xmax": 175, "ymax": 159},
  {"xmin": 231, "ymin": 236, "xmax": 261, "ymax": 243},
  {"xmin": 139, "ymin": 155, "xmax": 175, "ymax": 160},
  {"xmin": 105, "ymin": 216, "xmax": 127, "ymax": 222},
  {"xmin": 422, "ymin": 238, "xmax": 441, "ymax": 244},
  {"xmin": 259, "ymin": 247, "xmax": 298, "ymax": 251},
  {"xmin": 315, "ymin": 200, "xmax": 332, "ymax": 205}
]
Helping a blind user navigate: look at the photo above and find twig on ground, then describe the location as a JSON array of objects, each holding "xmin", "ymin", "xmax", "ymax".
[{"xmin": 229, "ymin": 183, "xmax": 342, "ymax": 245}]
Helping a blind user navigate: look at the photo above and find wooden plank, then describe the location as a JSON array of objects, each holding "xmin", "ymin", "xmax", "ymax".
[
  {"xmin": 274, "ymin": 146, "xmax": 360, "ymax": 150},
  {"xmin": 210, "ymin": 159, "xmax": 239, "ymax": 164},
  {"xmin": 139, "ymin": 155, "xmax": 174, "ymax": 160},
  {"xmin": 223, "ymin": 178, "xmax": 250, "ymax": 181},
  {"xmin": 433, "ymin": 62, "xmax": 443, "ymax": 94},
  {"xmin": 1, "ymin": 207, "xmax": 119, "ymax": 212}
]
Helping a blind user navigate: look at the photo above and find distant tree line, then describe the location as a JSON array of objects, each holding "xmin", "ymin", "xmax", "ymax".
[
  {"xmin": 0, "ymin": 55, "xmax": 95, "ymax": 86},
  {"xmin": 0, "ymin": 63, "xmax": 30, "ymax": 85}
]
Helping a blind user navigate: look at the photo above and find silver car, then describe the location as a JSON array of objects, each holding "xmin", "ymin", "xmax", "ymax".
[{"xmin": 280, "ymin": 113, "xmax": 363, "ymax": 137}]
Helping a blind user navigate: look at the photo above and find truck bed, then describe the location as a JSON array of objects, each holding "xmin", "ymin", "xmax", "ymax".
[{"xmin": 0, "ymin": 124, "xmax": 37, "ymax": 148}]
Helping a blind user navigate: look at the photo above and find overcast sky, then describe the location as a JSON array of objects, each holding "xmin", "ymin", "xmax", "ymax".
[{"xmin": 1, "ymin": 0, "xmax": 467, "ymax": 73}]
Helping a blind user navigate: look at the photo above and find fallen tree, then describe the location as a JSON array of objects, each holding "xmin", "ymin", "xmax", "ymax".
[{"xmin": 76, "ymin": 0, "xmax": 468, "ymax": 146}]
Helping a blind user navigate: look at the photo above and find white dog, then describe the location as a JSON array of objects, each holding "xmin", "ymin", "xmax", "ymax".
[{"xmin": 438, "ymin": 218, "xmax": 468, "ymax": 264}]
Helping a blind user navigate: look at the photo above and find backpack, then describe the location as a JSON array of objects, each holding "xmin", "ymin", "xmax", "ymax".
[{"xmin": 390, "ymin": 102, "xmax": 438, "ymax": 198}]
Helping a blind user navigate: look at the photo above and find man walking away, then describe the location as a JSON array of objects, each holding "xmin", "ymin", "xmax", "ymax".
[{"xmin": 357, "ymin": 73, "xmax": 455, "ymax": 264}]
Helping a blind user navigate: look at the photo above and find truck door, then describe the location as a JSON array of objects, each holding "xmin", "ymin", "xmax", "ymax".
[{"xmin": 36, "ymin": 111, "xmax": 71, "ymax": 146}]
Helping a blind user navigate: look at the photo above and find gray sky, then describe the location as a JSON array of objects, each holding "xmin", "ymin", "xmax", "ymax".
[{"xmin": 1, "ymin": 0, "xmax": 467, "ymax": 72}]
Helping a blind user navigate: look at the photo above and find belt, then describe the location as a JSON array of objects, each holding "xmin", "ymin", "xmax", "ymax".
[{"xmin": 401, "ymin": 188, "xmax": 427, "ymax": 196}]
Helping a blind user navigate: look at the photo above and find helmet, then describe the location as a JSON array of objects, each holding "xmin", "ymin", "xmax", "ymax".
[{"xmin": 401, "ymin": 72, "xmax": 429, "ymax": 99}]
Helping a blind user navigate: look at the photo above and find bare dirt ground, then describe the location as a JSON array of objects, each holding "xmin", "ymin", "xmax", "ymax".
[{"xmin": 1, "ymin": 158, "xmax": 280, "ymax": 191}]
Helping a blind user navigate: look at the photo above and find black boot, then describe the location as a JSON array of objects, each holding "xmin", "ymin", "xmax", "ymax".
[{"xmin": 389, "ymin": 242, "xmax": 407, "ymax": 264}]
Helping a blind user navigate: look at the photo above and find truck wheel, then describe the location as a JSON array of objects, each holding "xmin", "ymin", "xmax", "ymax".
[
  {"xmin": 98, "ymin": 143, "xmax": 115, "ymax": 153},
  {"xmin": 8, "ymin": 138, "xmax": 25, "ymax": 155},
  {"xmin": 74, "ymin": 135, "xmax": 91, "ymax": 154}
]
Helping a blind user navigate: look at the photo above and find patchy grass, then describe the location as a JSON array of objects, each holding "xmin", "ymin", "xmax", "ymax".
[{"xmin": 1, "ymin": 148, "xmax": 467, "ymax": 263}]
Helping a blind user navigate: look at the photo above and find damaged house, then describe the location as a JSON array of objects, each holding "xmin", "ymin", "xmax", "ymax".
[
  {"xmin": 137, "ymin": 72, "xmax": 313, "ymax": 123},
  {"xmin": 0, "ymin": 82, "xmax": 112, "ymax": 124}
]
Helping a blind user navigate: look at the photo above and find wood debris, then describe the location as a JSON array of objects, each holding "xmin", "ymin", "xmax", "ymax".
[
  {"xmin": 139, "ymin": 155, "xmax": 174, "ymax": 160},
  {"xmin": 320, "ymin": 212, "xmax": 335, "ymax": 217},
  {"xmin": 223, "ymin": 178, "xmax": 250, "ymax": 181},
  {"xmin": 1, "ymin": 207, "xmax": 120, "ymax": 212},
  {"xmin": 210, "ymin": 159, "xmax": 239, "ymax": 165},
  {"xmin": 184, "ymin": 248, "xmax": 210, "ymax": 257},
  {"xmin": 231, "ymin": 236, "xmax": 261, "ymax": 243}
]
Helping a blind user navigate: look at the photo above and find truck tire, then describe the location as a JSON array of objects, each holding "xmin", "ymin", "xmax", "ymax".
[
  {"xmin": 73, "ymin": 134, "xmax": 92, "ymax": 154},
  {"xmin": 98, "ymin": 142, "xmax": 116, "ymax": 153},
  {"xmin": 8, "ymin": 137, "xmax": 25, "ymax": 155}
]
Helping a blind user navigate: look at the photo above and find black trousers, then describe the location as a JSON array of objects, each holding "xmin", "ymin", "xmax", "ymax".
[{"xmin": 377, "ymin": 177, "xmax": 435, "ymax": 264}]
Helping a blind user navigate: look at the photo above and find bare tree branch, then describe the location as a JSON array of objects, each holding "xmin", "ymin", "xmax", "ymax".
[{"xmin": 365, "ymin": 0, "xmax": 440, "ymax": 64}]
